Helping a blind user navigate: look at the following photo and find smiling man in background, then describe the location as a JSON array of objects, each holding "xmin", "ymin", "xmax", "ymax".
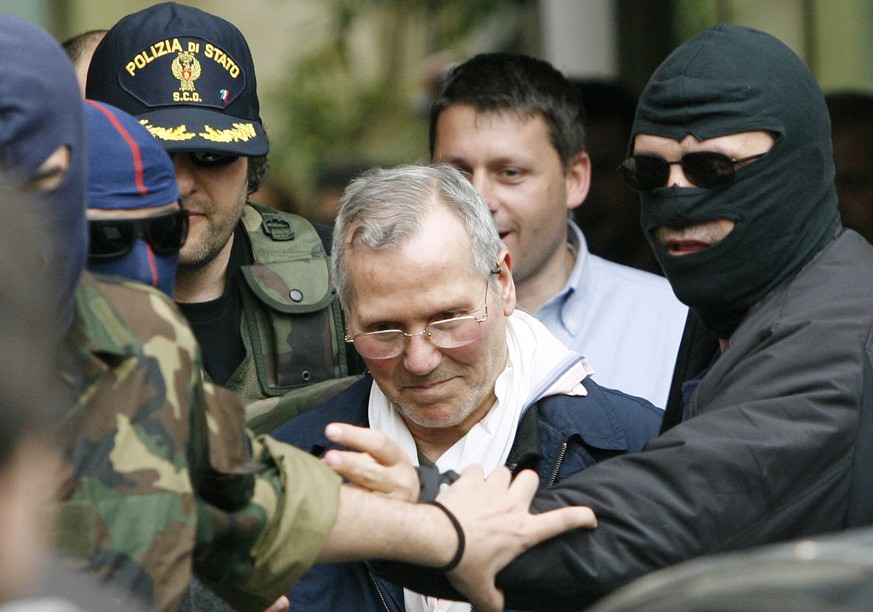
[{"xmin": 429, "ymin": 53, "xmax": 687, "ymax": 409}]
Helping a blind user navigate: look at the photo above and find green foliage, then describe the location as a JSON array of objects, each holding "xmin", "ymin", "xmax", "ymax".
[
  {"xmin": 672, "ymin": 0, "xmax": 721, "ymax": 45},
  {"xmin": 266, "ymin": 0, "xmax": 523, "ymax": 210}
]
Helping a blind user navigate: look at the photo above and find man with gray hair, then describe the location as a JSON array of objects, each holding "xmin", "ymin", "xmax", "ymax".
[{"xmin": 271, "ymin": 164, "xmax": 662, "ymax": 611}]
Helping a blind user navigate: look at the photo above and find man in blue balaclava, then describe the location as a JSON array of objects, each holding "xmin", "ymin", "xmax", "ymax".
[
  {"xmin": 346, "ymin": 24, "xmax": 873, "ymax": 610},
  {"xmin": 0, "ymin": 16, "xmax": 87, "ymax": 339},
  {"xmin": 84, "ymin": 99, "xmax": 186, "ymax": 297}
]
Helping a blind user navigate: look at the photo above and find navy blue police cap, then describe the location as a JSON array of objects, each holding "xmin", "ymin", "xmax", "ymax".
[{"xmin": 86, "ymin": 2, "xmax": 268, "ymax": 157}]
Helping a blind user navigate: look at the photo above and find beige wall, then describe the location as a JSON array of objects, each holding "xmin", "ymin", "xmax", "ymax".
[
  {"xmin": 14, "ymin": 0, "xmax": 873, "ymax": 108},
  {"xmin": 676, "ymin": 0, "xmax": 873, "ymax": 93}
]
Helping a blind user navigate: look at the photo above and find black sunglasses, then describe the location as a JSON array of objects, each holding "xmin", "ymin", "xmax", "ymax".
[
  {"xmin": 89, "ymin": 209, "xmax": 189, "ymax": 259},
  {"xmin": 173, "ymin": 151, "xmax": 241, "ymax": 168},
  {"xmin": 619, "ymin": 152, "xmax": 767, "ymax": 192}
]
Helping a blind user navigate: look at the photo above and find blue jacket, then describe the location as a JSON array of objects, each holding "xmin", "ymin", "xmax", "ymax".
[{"xmin": 271, "ymin": 374, "xmax": 662, "ymax": 611}]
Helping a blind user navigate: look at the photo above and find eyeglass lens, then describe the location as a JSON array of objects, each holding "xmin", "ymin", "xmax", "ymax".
[
  {"xmin": 348, "ymin": 282, "xmax": 491, "ymax": 359},
  {"xmin": 89, "ymin": 209, "xmax": 189, "ymax": 259},
  {"xmin": 619, "ymin": 152, "xmax": 765, "ymax": 192},
  {"xmin": 351, "ymin": 316, "xmax": 484, "ymax": 360}
]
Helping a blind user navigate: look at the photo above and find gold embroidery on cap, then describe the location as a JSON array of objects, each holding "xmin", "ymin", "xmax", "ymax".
[
  {"xmin": 200, "ymin": 123, "xmax": 257, "ymax": 143},
  {"xmin": 139, "ymin": 120, "xmax": 197, "ymax": 142},
  {"xmin": 171, "ymin": 51, "xmax": 201, "ymax": 93}
]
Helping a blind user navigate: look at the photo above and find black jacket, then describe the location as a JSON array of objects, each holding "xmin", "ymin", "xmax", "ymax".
[{"xmin": 379, "ymin": 231, "xmax": 873, "ymax": 610}]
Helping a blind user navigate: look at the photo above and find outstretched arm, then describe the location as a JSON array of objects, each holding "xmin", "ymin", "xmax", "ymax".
[
  {"xmin": 321, "ymin": 422, "xmax": 422, "ymax": 501},
  {"xmin": 315, "ymin": 424, "xmax": 597, "ymax": 611}
]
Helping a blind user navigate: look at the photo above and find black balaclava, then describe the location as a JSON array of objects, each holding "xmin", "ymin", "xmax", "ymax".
[
  {"xmin": 0, "ymin": 14, "xmax": 88, "ymax": 336},
  {"xmin": 632, "ymin": 24, "xmax": 841, "ymax": 339}
]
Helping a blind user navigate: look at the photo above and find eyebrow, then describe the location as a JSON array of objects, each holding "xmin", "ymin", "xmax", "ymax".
[{"xmin": 358, "ymin": 300, "xmax": 480, "ymax": 331}]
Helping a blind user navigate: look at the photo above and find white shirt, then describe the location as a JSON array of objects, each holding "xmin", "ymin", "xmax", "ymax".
[
  {"xmin": 535, "ymin": 221, "xmax": 687, "ymax": 408},
  {"xmin": 370, "ymin": 310, "xmax": 592, "ymax": 612}
]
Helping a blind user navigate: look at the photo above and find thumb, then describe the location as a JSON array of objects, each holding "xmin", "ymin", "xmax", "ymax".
[{"xmin": 471, "ymin": 586, "xmax": 505, "ymax": 612}]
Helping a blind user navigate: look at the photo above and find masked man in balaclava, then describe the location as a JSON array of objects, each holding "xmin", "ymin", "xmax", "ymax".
[
  {"xmin": 83, "ymin": 99, "xmax": 186, "ymax": 297},
  {"xmin": 355, "ymin": 24, "xmax": 873, "ymax": 610}
]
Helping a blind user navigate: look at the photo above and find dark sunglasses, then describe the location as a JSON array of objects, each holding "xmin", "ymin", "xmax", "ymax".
[
  {"xmin": 619, "ymin": 152, "xmax": 767, "ymax": 192},
  {"xmin": 89, "ymin": 209, "xmax": 189, "ymax": 259},
  {"xmin": 173, "ymin": 151, "xmax": 241, "ymax": 168}
]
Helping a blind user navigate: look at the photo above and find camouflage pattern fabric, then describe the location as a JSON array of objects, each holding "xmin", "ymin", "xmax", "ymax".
[
  {"xmin": 246, "ymin": 375, "xmax": 361, "ymax": 436},
  {"xmin": 54, "ymin": 272, "xmax": 341, "ymax": 612},
  {"xmin": 228, "ymin": 204, "xmax": 354, "ymax": 414}
]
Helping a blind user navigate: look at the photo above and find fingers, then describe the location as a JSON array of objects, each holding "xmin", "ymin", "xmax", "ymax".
[
  {"xmin": 472, "ymin": 586, "xmax": 504, "ymax": 612},
  {"xmin": 323, "ymin": 449, "xmax": 396, "ymax": 494},
  {"xmin": 440, "ymin": 464, "xmax": 596, "ymax": 611},
  {"xmin": 528, "ymin": 506, "xmax": 597, "ymax": 542},
  {"xmin": 325, "ymin": 422, "xmax": 405, "ymax": 465},
  {"xmin": 323, "ymin": 423, "xmax": 420, "ymax": 501},
  {"xmin": 447, "ymin": 466, "xmax": 535, "ymax": 510},
  {"xmin": 503, "ymin": 468, "xmax": 597, "ymax": 544},
  {"xmin": 262, "ymin": 595, "xmax": 290, "ymax": 612},
  {"xmin": 506, "ymin": 466, "xmax": 538, "ymax": 502}
]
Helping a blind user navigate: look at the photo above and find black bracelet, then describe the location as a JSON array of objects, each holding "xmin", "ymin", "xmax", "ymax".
[{"xmin": 425, "ymin": 500, "xmax": 466, "ymax": 572}]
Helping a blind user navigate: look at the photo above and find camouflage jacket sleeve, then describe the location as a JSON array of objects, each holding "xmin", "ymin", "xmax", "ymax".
[{"xmin": 55, "ymin": 273, "xmax": 341, "ymax": 612}]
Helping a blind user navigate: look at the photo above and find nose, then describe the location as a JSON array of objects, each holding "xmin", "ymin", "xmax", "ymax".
[
  {"xmin": 172, "ymin": 154, "xmax": 196, "ymax": 197},
  {"xmin": 468, "ymin": 171, "xmax": 498, "ymax": 213},
  {"xmin": 402, "ymin": 333, "xmax": 442, "ymax": 376},
  {"xmin": 667, "ymin": 160, "xmax": 694, "ymax": 188}
]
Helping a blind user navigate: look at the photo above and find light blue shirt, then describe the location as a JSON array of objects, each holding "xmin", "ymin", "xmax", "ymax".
[{"xmin": 535, "ymin": 222, "xmax": 687, "ymax": 409}]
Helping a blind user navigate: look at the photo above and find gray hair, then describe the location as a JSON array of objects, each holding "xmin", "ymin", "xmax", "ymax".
[{"xmin": 332, "ymin": 164, "xmax": 503, "ymax": 309}]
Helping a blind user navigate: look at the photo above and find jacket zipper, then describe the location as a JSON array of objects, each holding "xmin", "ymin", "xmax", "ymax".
[
  {"xmin": 546, "ymin": 440, "xmax": 569, "ymax": 487},
  {"xmin": 367, "ymin": 564, "xmax": 391, "ymax": 612}
]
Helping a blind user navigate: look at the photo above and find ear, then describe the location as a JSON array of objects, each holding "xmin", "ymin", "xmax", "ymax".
[
  {"xmin": 565, "ymin": 151, "xmax": 591, "ymax": 212},
  {"xmin": 495, "ymin": 247, "xmax": 516, "ymax": 315}
]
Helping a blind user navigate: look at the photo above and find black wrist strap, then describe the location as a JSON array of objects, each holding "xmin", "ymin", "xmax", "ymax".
[{"xmin": 425, "ymin": 500, "xmax": 465, "ymax": 572}]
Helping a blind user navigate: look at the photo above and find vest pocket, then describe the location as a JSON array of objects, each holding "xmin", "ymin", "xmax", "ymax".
[{"xmin": 240, "ymin": 259, "xmax": 346, "ymax": 393}]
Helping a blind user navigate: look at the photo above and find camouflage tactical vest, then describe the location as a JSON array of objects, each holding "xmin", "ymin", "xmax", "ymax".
[{"xmin": 225, "ymin": 203, "xmax": 348, "ymax": 408}]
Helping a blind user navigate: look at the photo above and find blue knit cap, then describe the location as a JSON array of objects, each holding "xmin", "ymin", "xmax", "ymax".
[{"xmin": 85, "ymin": 100, "xmax": 179, "ymax": 210}]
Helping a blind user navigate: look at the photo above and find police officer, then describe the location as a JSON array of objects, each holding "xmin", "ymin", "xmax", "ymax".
[{"xmin": 86, "ymin": 2, "xmax": 364, "ymax": 430}]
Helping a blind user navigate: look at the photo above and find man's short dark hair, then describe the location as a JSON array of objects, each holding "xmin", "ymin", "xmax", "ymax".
[
  {"xmin": 429, "ymin": 53, "xmax": 586, "ymax": 170},
  {"xmin": 60, "ymin": 29, "xmax": 107, "ymax": 63},
  {"xmin": 247, "ymin": 155, "xmax": 268, "ymax": 195}
]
